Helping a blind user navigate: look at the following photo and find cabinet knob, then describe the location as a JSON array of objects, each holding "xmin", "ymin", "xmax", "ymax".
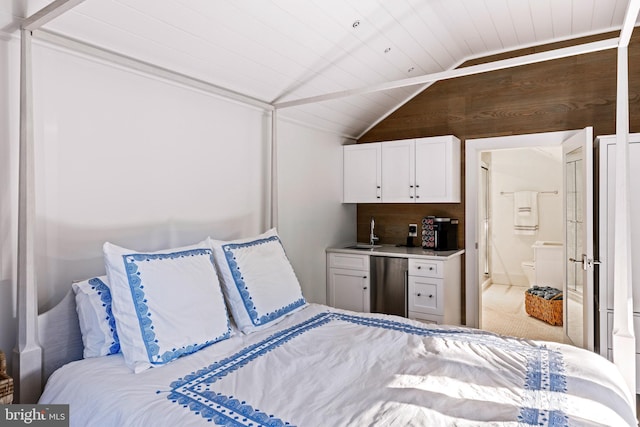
[
  {"xmin": 429, "ymin": 294, "xmax": 433, "ymax": 298},
  {"xmin": 363, "ymin": 276, "xmax": 367, "ymax": 279},
  {"xmin": 410, "ymin": 196, "xmax": 414, "ymax": 199},
  {"xmin": 416, "ymin": 184, "xmax": 420, "ymax": 188},
  {"xmin": 429, "ymin": 267, "xmax": 434, "ymax": 271},
  {"xmin": 416, "ymin": 292, "xmax": 421, "ymax": 297},
  {"xmin": 376, "ymin": 186, "xmax": 381, "ymax": 189},
  {"xmin": 377, "ymin": 196, "xmax": 381, "ymax": 199},
  {"xmin": 417, "ymin": 266, "xmax": 422, "ymax": 269},
  {"xmin": 416, "ymin": 195, "xmax": 420, "ymax": 199},
  {"xmin": 363, "ymin": 286, "xmax": 368, "ymax": 290},
  {"xmin": 409, "ymin": 185, "xmax": 414, "ymax": 188}
]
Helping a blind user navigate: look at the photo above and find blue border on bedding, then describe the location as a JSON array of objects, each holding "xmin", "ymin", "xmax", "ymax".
[
  {"xmin": 164, "ymin": 312, "xmax": 568, "ymax": 427},
  {"xmin": 222, "ymin": 236, "xmax": 306, "ymax": 327},
  {"xmin": 87, "ymin": 277, "xmax": 120, "ymax": 355},
  {"xmin": 123, "ymin": 249, "xmax": 232, "ymax": 365}
]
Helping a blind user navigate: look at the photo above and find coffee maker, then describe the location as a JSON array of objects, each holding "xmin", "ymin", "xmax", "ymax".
[{"xmin": 422, "ymin": 217, "xmax": 458, "ymax": 251}]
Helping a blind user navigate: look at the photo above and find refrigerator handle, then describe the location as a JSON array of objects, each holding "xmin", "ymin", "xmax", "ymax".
[{"xmin": 404, "ymin": 269, "xmax": 409, "ymax": 317}]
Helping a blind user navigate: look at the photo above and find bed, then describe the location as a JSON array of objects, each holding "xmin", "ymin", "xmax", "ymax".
[{"xmin": 36, "ymin": 229, "xmax": 636, "ymax": 426}]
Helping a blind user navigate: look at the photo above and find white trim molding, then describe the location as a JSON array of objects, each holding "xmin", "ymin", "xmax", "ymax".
[
  {"xmin": 611, "ymin": 0, "xmax": 640, "ymax": 402},
  {"xmin": 13, "ymin": 28, "xmax": 42, "ymax": 404}
]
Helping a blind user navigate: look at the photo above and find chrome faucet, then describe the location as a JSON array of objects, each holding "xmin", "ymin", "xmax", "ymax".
[{"xmin": 369, "ymin": 217, "xmax": 379, "ymax": 246}]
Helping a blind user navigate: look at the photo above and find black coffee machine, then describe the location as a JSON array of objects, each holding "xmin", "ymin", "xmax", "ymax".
[{"xmin": 422, "ymin": 217, "xmax": 459, "ymax": 251}]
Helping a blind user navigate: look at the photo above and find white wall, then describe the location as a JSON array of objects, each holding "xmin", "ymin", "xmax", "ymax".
[
  {"xmin": 0, "ymin": 36, "xmax": 351, "ymax": 372},
  {"xmin": 32, "ymin": 42, "xmax": 269, "ymax": 310},
  {"xmin": 489, "ymin": 147, "xmax": 563, "ymax": 286},
  {"xmin": 276, "ymin": 120, "xmax": 356, "ymax": 304}
]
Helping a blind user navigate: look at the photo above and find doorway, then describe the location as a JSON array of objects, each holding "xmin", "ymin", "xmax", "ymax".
[
  {"xmin": 478, "ymin": 146, "xmax": 564, "ymax": 342},
  {"xmin": 465, "ymin": 128, "xmax": 595, "ymax": 350}
]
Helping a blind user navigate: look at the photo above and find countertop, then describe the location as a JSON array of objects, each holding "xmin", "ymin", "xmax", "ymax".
[{"xmin": 327, "ymin": 244, "xmax": 465, "ymax": 260}]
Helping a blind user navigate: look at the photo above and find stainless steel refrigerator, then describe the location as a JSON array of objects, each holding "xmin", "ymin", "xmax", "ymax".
[{"xmin": 370, "ymin": 256, "xmax": 408, "ymax": 317}]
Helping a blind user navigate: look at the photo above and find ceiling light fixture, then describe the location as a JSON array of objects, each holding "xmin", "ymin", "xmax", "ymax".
[
  {"xmin": 384, "ymin": 47, "xmax": 391, "ymax": 53},
  {"xmin": 408, "ymin": 66, "xmax": 415, "ymax": 73},
  {"xmin": 352, "ymin": 20, "xmax": 360, "ymax": 28}
]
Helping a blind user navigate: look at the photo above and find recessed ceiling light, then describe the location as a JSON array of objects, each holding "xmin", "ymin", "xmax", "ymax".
[
  {"xmin": 384, "ymin": 47, "xmax": 391, "ymax": 53},
  {"xmin": 408, "ymin": 66, "xmax": 415, "ymax": 73},
  {"xmin": 352, "ymin": 20, "xmax": 360, "ymax": 28}
]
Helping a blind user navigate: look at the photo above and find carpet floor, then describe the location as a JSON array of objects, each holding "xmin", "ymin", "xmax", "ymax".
[{"xmin": 481, "ymin": 283, "xmax": 565, "ymax": 343}]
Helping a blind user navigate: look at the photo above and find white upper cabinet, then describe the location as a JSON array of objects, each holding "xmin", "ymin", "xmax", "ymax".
[
  {"xmin": 343, "ymin": 143, "xmax": 381, "ymax": 203},
  {"xmin": 415, "ymin": 136, "xmax": 460, "ymax": 203},
  {"xmin": 347, "ymin": 135, "xmax": 460, "ymax": 204},
  {"xmin": 381, "ymin": 139, "xmax": 415, "ymax": 202}
]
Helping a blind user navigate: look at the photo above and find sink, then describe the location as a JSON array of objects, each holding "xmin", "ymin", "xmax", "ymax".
[{"xmin": 345, "ymin": 244, "xmax": 382, "ymax": 250}]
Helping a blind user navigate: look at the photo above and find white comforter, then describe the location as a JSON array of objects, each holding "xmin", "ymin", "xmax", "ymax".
[{"xmin": 40, "ymin": 304, "xmax": 636, "ymax": 427}]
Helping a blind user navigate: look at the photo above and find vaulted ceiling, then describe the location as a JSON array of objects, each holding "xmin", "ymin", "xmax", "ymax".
[{"xmin": 1, "ymin": 1, "xmax": 638, "ymax": 139}]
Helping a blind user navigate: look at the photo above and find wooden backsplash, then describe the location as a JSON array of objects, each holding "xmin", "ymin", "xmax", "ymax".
[{"xmin": 356, "ymin": 30, "xmax": 640, "ymax": 246}]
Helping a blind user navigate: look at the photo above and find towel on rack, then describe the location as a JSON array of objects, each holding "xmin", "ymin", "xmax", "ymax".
[{"xmin": 513, "ymin": 191, "xmax": 538, "ymax": 235}]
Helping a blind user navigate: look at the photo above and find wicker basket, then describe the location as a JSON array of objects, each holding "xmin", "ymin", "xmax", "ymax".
[
  {"xmin": 0, "ymin": 350, "xmax": 14, "ymax": 404},
  {"xmin": 525, "ymin": 291, "xmax": 563, "ymax": 326}
]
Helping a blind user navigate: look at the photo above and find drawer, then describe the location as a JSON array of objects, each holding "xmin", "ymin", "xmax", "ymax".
[
  {"xmin": 408, "ymin": 276, "xmax": 443, "ymax": 315},
  {"xmin": 328, "ymin": 253, "xmax": 369, "ymax": 271},
  {"xmin": 409, "ymin": 258, "xmax": 443, "ymax": 278},
  {"xmin": 409, "ymin": 311, "xmax": 442, "ymax": 325},
  {"xmin": 606, "ymin": 312, "xmax": 640, "ymax": 352}
]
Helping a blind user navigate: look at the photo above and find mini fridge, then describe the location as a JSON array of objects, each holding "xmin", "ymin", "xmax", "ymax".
[{"xmin": 370, "ymin": 256, "xmax": 408, "ymax": 317}]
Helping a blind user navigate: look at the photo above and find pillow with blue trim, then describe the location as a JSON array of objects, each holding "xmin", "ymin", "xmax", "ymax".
[
  {"xmin": 209, "ymin": 228, "xmax": 307, "ymax": 334},
  {"xmin": 103, "ymin": 240, "xmax": 232, "ymax": 373},
  {"xmin": 72, "ymin": 276, "xmax": 120, "ymax": 358}
]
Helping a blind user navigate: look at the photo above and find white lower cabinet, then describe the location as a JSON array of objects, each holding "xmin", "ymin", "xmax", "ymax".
[
  {"xmin": 327, "ymin": 249, "xmax": 462, "ymax": 325},
  {"xmin": 408, "ymin": 257, "xmax": 461, "ymax": 325},
  {"xmin": 327, "ymin": 253, "xmax": 370, "ymax": 312}
]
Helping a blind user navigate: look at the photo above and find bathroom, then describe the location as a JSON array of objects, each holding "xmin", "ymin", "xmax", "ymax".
[{"xmin": 479, "ymin": 146, "xmax": 567, "ymax": 342}]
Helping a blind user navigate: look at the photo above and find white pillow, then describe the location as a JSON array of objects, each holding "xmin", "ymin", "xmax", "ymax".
[
  {"xmin": 72, "ymin": 276, "xmax": 120, "ymax": 358},
  {"xmin": 103, "ymin": 241, "xmax": 232, "ymax": 373},
  {"xmin": 209, "ymin": 228, "xmax": 307, "ymax": 334}
]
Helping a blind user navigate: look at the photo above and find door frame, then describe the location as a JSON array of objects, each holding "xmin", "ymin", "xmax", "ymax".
[{"xmin": 465, "ymin": 129, "xmax": 581, "ymax": 329}]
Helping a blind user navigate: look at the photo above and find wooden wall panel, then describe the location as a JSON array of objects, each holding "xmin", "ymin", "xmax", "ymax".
[
  {"xmin": 356, "ymin": 31, "xmax": 640, "ymax": 247},
  {"xmin": 355, "ymin": 31, "xmax": 640, "ymax": 323}
]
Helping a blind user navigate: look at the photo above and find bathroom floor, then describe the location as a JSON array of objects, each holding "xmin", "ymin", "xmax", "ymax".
[{"xmin": 482, "ymin": 283, "xmax": 565, "ymax": 343}]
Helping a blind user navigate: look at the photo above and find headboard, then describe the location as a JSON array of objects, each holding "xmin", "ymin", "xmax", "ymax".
[{"xmin": 37, "ymin": 291, "xmax": 83, "ymax": 383}]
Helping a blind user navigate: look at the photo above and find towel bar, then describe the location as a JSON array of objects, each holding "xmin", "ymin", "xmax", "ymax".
[{"xmin": 500, "ymin": 190, "xmax": 558, "ymax": 195}]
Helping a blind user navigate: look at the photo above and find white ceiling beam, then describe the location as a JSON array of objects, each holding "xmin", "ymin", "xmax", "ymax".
[
  {"xmin": 33, "ymin": 30, "xmax": 274, "ymax": 111},
  {"xmin": 22, "ymin": 0, "xmax": 87, "ymax": 31},
  {"xmin": 275, "ymin": 38, "xmax": 619, "ymax": 109},
  {"xmin": 619, "ymin": 0, "xmax": 640, "ymax": 47}
]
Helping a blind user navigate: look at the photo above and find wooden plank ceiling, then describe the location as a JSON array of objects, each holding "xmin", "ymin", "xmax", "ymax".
[{"xmin": 1, "ymin": 0, "xmax": 637, "ymax": 138}]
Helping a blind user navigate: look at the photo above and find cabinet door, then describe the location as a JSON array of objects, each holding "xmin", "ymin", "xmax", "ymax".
[
  {"xmin": 381, "ymin": 139, "xmax": 415, "ymax": 202},
  {"xmin": 328, "ymin": 268, "xmax": 370, "ymax": 312},
  {"xmin": 343, "ymin": 143, "xmax": 381, "ymax": 203},
  {"xmin": 408, "ymin": 276, "xmax": 443, "ymax": 315},
  {"xmin": 415, "ymin": 136, "xmax": 460, "ymax": 202}
]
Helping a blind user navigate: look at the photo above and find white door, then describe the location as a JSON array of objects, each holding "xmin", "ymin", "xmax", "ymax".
[{"xmin": 562, "ymin": 127, "xmax": 594, "ymax": 350}]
